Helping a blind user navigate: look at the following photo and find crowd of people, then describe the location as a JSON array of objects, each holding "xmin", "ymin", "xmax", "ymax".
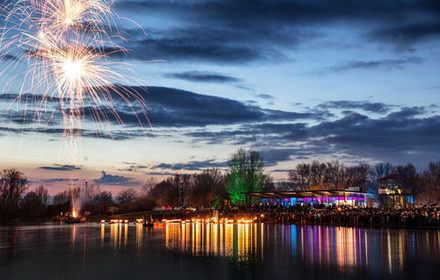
[
  {"xmin": 220, "ymin": 205, "xmax": 440, "ymax": 228},
  {"xmin": 140, "ymin": 204, "xmax": 440, "ymax": 228}
]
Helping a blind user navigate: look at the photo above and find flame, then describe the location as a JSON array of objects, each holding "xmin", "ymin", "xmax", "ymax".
[{"xmin": 72, "ymin": 210, "xmax": 77, "ymax": 218}]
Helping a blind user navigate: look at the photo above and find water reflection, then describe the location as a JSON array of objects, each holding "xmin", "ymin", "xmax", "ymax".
[
  {"xmin": 106, "ymin": 223, "xmax": 132, "ymax": 251},
  {"xmin": 136, "ymin": 224, "xmax": 143, "ymax": 252},
  {"xmin": 2, "ymin": 224, "xmax": 440, "ymax": 279},
  {"xmin": 165, "ymin": 223, "xmax": 264, "ymax": 263},
  {"xmin": 163, "ymin": 223, "xmax": 440, "ymax": 273},
  {"xmin": 283, "ymin": 225, "xmax": 440, "ymax": 273}
]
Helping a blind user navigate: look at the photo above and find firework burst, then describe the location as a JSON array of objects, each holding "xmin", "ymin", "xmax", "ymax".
[{"xmin": 0, "ymin": 0, "xmax": 149, "ymax": 141}]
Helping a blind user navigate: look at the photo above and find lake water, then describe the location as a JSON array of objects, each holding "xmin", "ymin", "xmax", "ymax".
[{"xmin": 1, "ymin": 223, "xmax": 440, "ymax": 279}]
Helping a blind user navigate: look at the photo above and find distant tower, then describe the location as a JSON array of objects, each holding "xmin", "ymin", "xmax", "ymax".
[{"xmin": 85, "ymin": 180, "xmax": 89, "ymax": 199}]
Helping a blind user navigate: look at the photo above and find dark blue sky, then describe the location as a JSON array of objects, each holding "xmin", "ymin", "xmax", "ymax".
[{"xmin": 1, "ymin": 0, "xmax": 439, "ymax": 192}]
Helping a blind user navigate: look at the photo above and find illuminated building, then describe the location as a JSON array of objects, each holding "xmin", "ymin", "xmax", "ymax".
[
  {"xmin": 376, "ymin": 174, "xmax": 415, "ymax": 208},
  {"xmin": 248, "ymin": 189, "xmax": 369, "ymax": 207}
]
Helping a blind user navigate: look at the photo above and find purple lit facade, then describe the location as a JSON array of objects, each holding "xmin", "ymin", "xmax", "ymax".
[{"xmin": 250, "ymin": 190, "xmax": 370, "ymax": 207}]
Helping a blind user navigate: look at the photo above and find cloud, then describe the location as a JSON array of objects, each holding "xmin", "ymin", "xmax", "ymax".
[
  {"xmin": 117, "ymin": 1, "xmax": 438, "ymax": 27},
  {"xmin": 93, "ymin": 171, "xmax": 140, "ymax": 186},
  {"xmin": 318, "ymin": 100, "xmax": 394, "ymax": 114},
  {"xmin": 319, "ymin": 57, "xmax": 422, "ymax": 73},
  {"xmin": 150, "ymin": 159, "xmax": 227, "ymax": 171},
  {"xmin": 256, "ymin": 94, "xmax": 274, "ymax": 101},
  {"xmin": 270, "ymin": 169, "xmax": 292, "ymax": 173},
  {"xmin": 0, "ymin": 86, "xmax": 316, "ymax": 141},
  {"xmin": 87, "ymin": 85, "xmax": 316, "ymax": 128},
  {"xmin": 0, "ymin": 125, "xmax": 132, "ymax": 141},
  {"xmin": 39, "ymin": 164, "xmax": 81, "ymax": 171},
  {"xmin": 185, "ymin": 122, "xmax": 308, "ymax": 145},
  {"xmin": 2, "ymin": 82, "xmax": 439, "ymax": 168},
  {"xmin": 166, "ymin": 71, "xmax": 241, "ymax": 83},
  {"xmin": 125, "ymin": 34, "xmax": 270, "ymax": 63},
  {"xmin": 148, "ymin": 149, "xmax": 311, "ymax": 171},
  {"xmin": 304, "ymin": 109, "xmax": 439, "ymax": 165},
  {"xmin": 118, "ymin": 163, "xmax": 149, "ymax": 172},
  {"xmin": 183, "ymin": 106, "xmax": 440, "ymax": 167},
  {"xmin": 371, "ymin": 22, "xmax": 440, "ymax": 46},
  {"xmin": 115, "ymin": 0, "xmax": 440, "ymax": 63},
  {"xmin": 0, "ymin": 54, "xmax": 19, "ymax": 61},
  {"xmin": 260, "ymin": 149, "xmax": 298, "ymax": 167},
  {"xmin": 0, "ymin": 93, "xmax": 63, "ymax": 104},
  {"xmin": 40, "ymin": 178, "xmax": 80, "ymax": 183},
  {"xmin": 145, "ymin": 171, "xmax": 177, "ymax": 176}
]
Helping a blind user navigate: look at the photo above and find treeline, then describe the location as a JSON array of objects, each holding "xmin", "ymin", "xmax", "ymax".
[
  {"xmin": 0, "ymin": 148, "xmax": 269, "ymax": 220},
  {"xmin": 287, "ymin": 161, "xmax": 440, "ymax": 204},
  {"xmin": 2, "ymin": 149, "xmax": 440, "ymax": 221},
  {"xmin": 0, "ymin": 169, "xmax": 58, "ymax": 220},
  {"xmin": 288, "ymin": 161, "xmax": 369, "ymax": 191},
  {"xmin": 120, "ymin": 169, "xmax": 229, "ymax": 212},
  {"xmin": 0, "ymin": 168, "xmax": 232, "ymax": 221},
  {"xmin": 0, "ymin": 169, "xmax": 117, "ymax": 221},
  {"xmin": 113, "ymin": 148, "xmax": 271, "ymax": 211}
]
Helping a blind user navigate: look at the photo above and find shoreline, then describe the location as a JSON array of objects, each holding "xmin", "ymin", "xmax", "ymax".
[{"xmin": 3, "ymin": 218, "xmax": 440, "ymax": 231}]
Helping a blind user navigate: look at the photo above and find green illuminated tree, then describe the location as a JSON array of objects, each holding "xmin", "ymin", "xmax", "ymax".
[{"xmin": 226, "ymin": 148, "xmax": 268, "ymax": 205}]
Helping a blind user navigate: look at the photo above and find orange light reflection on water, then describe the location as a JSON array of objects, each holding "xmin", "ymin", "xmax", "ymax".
[
  {"xmin": 165, "ymin": 222, "xmax": 263, "ymax": 263},
  {"xmin": 92, "ymin": 223, "xmax": 440, "ymax": 273}
]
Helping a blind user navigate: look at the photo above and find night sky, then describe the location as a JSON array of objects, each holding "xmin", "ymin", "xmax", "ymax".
[{"xmin": 1, "ymin": 0, "xmax": 440, "ymax": 193}]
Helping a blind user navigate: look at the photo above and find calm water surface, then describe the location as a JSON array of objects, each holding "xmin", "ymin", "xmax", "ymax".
[{"xmin": 1, "ymin": 223, "xmax": 440, "ymax": 279}]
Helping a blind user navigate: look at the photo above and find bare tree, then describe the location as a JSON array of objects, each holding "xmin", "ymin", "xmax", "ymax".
[
  {"xmin": 345, "ymin": 164, "xmax": 369, "ymax": 190},
  {"xmin": 35, "ymin": 185, "xmax": 49, "ymax": 206},
  {"xmin": 189, "ymin": 168, "xmax": 226, "ymax": 208},
  {"xmin": 83, "ymin": 191, "xmax": 114, "ymax": 215},
  {"xmin": 418, "ymin": 162, "xmax": 440, "ymax": 203},
  {"xmin": 289, "ymin": 163, "xmax": 312, "ymax": 190},
  {"xmin": 373, "ymin": 163, "xmax": 394, "ymax": 178},
  {"xmin": 0, "ymin": 169, "xmax": 28, "ymax": 219},
  {"xmin": 21, "ymin": 186, "xmax": 49, "ymax": 219},
  {"xmin": 140, "ymin": 177, "xmax": 156, "ymax": 198},
  {"xmin": 116, "ymin": 188, "xmax": 138, "ymax": 205},
  {"xmin": 324, "ymin": 161, "xmax": 346, "ymax": 190},
  {"xmin": 148, "ymin": 178, "xmax": 179, "ymax": 207},
  {"xmin": 290, "ymin": 161, "xmax": 370, "ymax": 191},
  {"xmin": 395, "ymin": 164, "xmax": 418, "ymax": 188},
  {"xmin": 310, "ymin": 161, "xmax": 327, "ymax": 187}
]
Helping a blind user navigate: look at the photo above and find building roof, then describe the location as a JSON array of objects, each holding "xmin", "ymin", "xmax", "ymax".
[
  {"xmin": 378, "ymin": 174, "xmax": 401, "ymax": 181},
  {"xmin": 247, "ymin": 190, "xmax": 367, "ymax": 199}
]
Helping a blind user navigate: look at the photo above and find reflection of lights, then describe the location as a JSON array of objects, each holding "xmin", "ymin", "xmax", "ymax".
[
  {"xmin": 292, "ymin": 226, "xmax": 413, "ymax": 273},
  {"xmin": 110, "ymin": 224, "xmax": 118, "ymax": 249},
  {"xmin": 118, "ymin": 223, "xmax": 122, "ymax": 249},
  {"xmin": 164, "ymin": 219, "xmax": 182, "ymax": 223},
  {"xmin": 100, "ymin": 224, "xmax": 105, "ymax": 246},
  {"xmin": 387, "ymin": 230, "xmax": 392, "ymax": 273},
  {"xmin": 71, "ymin": 224, "xmax": 76, "ymax": 247},
  {"xmin": 164, "ymin": 222, "xmax": 263, "ymax": 262},
  {"xmin": 136, "ymin": 224, "xmax": 143, "ymax": 254},
  {"xmin": 95, "ymin": 222, "xmax": 435, "ymax": 273},
  {"xmin": 124, "ymin": 224, "xmax": 128, "ymax": 247}
]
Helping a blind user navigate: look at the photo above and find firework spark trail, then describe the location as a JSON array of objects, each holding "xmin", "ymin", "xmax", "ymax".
[
  {"xmin": 0, "ymin": 0, "xmax": 151, "ymax": 139},
  {"xmin": 1, "ymin": 0, "xmax": 153, "ymax": 210}
]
